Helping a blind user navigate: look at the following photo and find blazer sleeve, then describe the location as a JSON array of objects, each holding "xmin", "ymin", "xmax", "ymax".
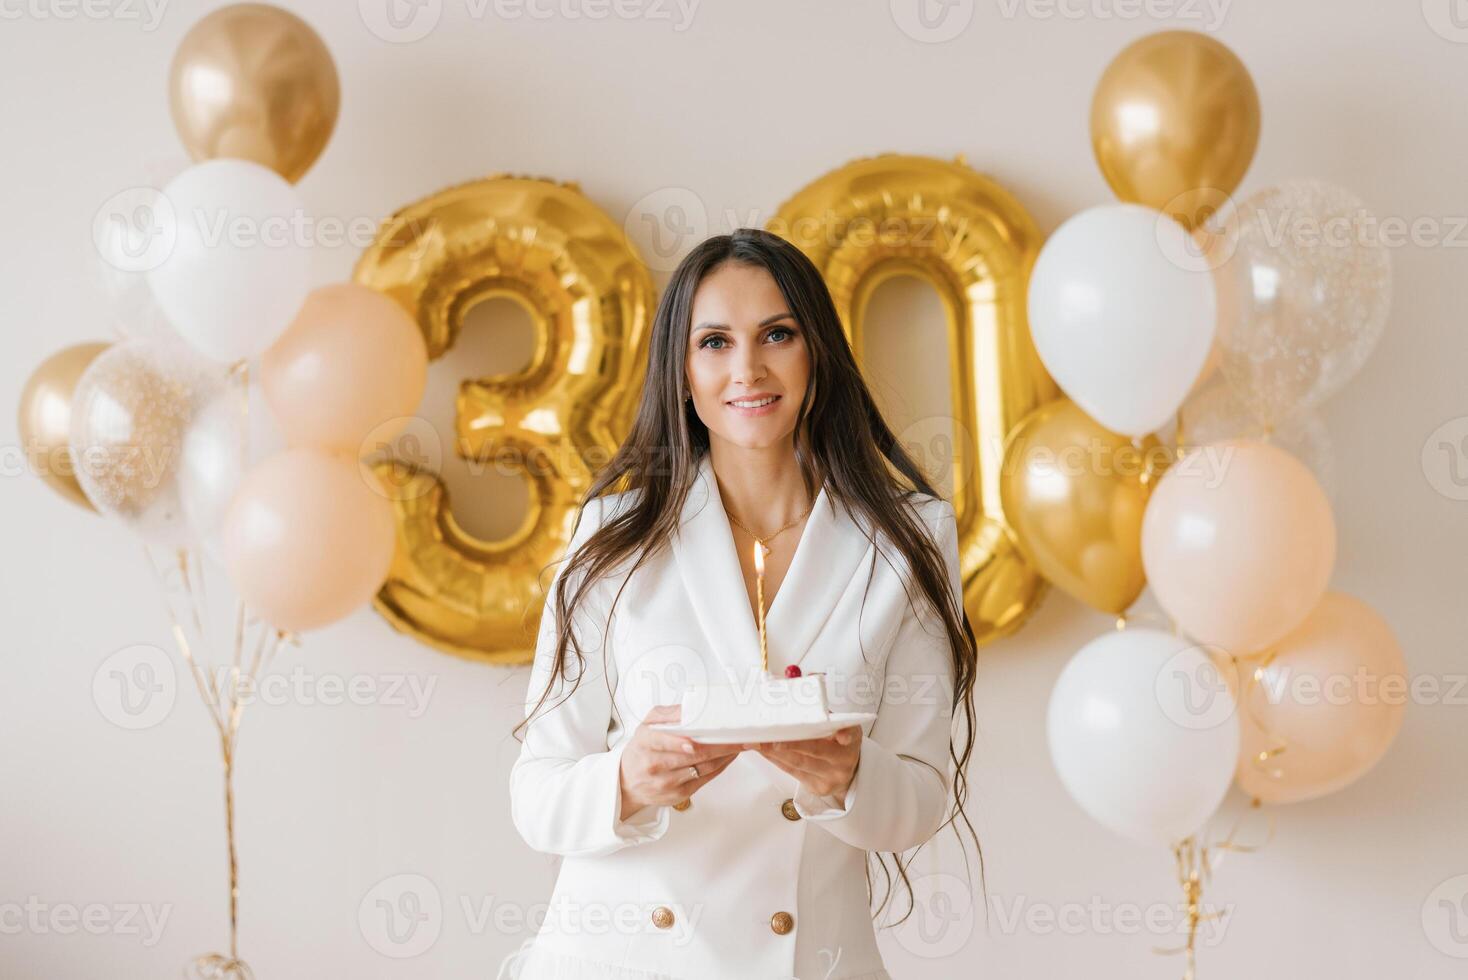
[
  {"xmin": 509, "ymin": 494, "xmax": 672, "ymax": 858},
  {"xmin": 793, "ymin": 497, "xmax": 958, "ymax": 853}
]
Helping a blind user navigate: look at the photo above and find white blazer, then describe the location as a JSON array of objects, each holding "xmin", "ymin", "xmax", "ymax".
[{"xmin": 505, "ymin": 452, "xmax": 960, "ymax": 980}]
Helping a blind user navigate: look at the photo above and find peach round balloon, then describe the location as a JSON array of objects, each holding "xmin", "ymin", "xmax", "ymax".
[
  {"xmin": 221, "ymin": 448, "xmax": 396, "ymax": 633},
  {"xmin": 1142, "ymin": 439, "xmax": 1335, "ymax": 654},
  {"xmin": 1235, "ymin": 593, "xmax": 1406, "ymax": 805},
  {"xmin": 262, "ymin": 283, "xmax": 427, "ymax": 455}
]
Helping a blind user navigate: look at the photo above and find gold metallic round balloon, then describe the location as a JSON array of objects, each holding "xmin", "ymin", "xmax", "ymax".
[
  {"xmin": 1091, "ymin": 31, "xmax": 1260, "ymax": 231},
  {"xmin": 355, "ymin": 175, "xmax": 654, "ymax": 664},
  {"xmin": 770, "ymin": 153, "xmax": 1057, "ymax": 646},
  {"xmin": 1001, "ymin": 398, "xmax": 1171, "ymax": 616},
  {"xmin": 168, "ymin": 3, "xmax": 340, "ymax": 183},
  {"xmin": 17, "ymin": 342, "xmax": 109, "ymax": 512}
]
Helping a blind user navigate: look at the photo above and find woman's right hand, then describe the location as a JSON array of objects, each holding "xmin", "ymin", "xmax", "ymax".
[{"xmin": 618, "ymin": 704, "xmax": 742, "ymax": 820}]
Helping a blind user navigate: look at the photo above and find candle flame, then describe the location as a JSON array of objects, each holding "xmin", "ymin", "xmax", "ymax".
[{"xmin": 752, "ymin": 541, "xmax": 765, "ymax": 573}]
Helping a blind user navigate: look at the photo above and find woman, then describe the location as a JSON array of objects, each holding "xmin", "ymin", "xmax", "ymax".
[{"xmin": 504, "ymin": 228, "xmax": 981, "ymax": 980}]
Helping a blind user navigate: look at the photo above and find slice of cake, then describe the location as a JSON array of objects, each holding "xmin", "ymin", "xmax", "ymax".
[{"xmin": 680, "ymin": 668, "xmax": 830, "ymax": 729}]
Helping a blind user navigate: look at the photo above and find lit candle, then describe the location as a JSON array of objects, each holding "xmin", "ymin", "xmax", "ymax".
[{"xmin": 752, "ymin": 540, "xmax": 769, "ymax": 675}]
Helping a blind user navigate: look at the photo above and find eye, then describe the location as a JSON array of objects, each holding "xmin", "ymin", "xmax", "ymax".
[
  {"xmin": 767, "ymin": 326, "xmax": 795, "ymax": 342},
  {"xmin": 698, "ymin": 335, "xmax": 727, "ymax": 350}
]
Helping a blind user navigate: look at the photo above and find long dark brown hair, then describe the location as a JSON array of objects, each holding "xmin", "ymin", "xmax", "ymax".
[{"xmin": 512, "ymin": 227, "xmax": 983, "ymax": 926}]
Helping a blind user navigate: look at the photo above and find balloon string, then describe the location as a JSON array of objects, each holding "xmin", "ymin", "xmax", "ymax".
[
  {"xmin": 1113, "ymin": 609, "xmax": 1184, "ymax": 638},
  {"xmin": 1233, "ymin": 649, "xmax": 1290, "ymax": 780},
  {"xmin": 1151, "ymin": 800, "xmax": 1275, "ymax": 979},
  {"xmin": 143, "ymin": 545, "xmax": 223, "ymax": 729},
  {"xmin": 188, "ymin": 952, "xmax": 255, "ymax": 980},
  {"xmin": 221, "ymin": 712, "xmax": 240, "ymax": 960},
  {"xmin": 1115, "ymin": 598, "xmax": 1291, "ymax": 784},
  {"xmin": 177, "ymin": 548, "xmax": 226, "ymax": 711},
  {"xmin": 140, "ymin": 544, "xmax": 295, "ymax": 978}
]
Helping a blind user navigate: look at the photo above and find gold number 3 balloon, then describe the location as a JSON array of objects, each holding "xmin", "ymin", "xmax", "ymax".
[
  {"xmin": 769, "ymin": 154, "xmax": 1057, "ymax": 645},
  {"xmin": 355, "ymin": 176, "xmax": 654, "ymax": 663}
]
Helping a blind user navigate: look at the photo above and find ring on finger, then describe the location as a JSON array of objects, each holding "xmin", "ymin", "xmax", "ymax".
[{"xmin": 687, "ymin": 763, "xmax": 699, "ymax": 780}]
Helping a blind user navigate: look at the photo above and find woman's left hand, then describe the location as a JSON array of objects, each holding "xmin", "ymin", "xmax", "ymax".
[{"xmin": 745, "ymin": 726, "xmax": 862, "ymax": 806}]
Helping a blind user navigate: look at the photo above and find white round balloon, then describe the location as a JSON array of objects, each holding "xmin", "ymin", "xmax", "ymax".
[
  {"xmin": 145, "ymin": 159, "xmax": 310, "ymax": 363},
  {"xmin": 1048, "ymin": 628, "xmax": 1239, "ymax": 846},
  {"xmin": 1028, "ymin": 204, "xmax": 1217, "ymax": 437},
  {"xmin": 179, "ymin": 372, "xmax": 288, "ymax": 562}
]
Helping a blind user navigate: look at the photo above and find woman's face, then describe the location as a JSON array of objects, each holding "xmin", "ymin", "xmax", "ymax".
[{"xmin": 685, "ymin": 261, "xmax": 810, "ymax": 451}]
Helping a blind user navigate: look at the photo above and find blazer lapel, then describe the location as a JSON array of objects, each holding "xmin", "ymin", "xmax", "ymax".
[{"xmin": 670, "ymin": 454, "xmax": 874, "ymax": 685}]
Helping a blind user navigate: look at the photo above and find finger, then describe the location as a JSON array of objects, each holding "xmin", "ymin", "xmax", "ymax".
[
  {"xmin": 685, "ymin": 743, "xmax": 745, "ymax": 765},
  {"xmin": 680, "ymin": 762, "xmax": 732, "ymax": 797},
  {"xmin": 642, "ymin": 742, "xmax": 734, "ymax": 774},
  {"xmin": 675, "ymin": 753, "xmax": 737, "ymax": 790},
  {"xmin": 758, "ymin": 750, "xmax": 810, "ymax": 783},
  {"xmin": 778, "ymin": 738, "xmax": 841, "ymax": 761},
  {"xmin": 692, "ymin": 753, "xmax": 738, "ymax": 779},
  {"xmin": 641, "ymin": 704, "xmax": 682, "ymax": 725},
  {"xmin": 758, "ymin": 750, "xmax": 850, "ymax": 799},
  {"xmin": 642, "ymin": 748, "xmax": 706, "ymax": 774},
  {"xmin": 784, "ymin": 728, "xmax": 860, "ymax": 753},
  {"xmin": 758, "ymin": 743, "xmax": 825, "ymax": 777},
  {"xmin": 812, "ymin": 726, "xmax": 861, "ymax": 748},
  {"xmin": 642, "ymin": 729, "xmax": 702, "ymax": 756},
  {"xmin": 645, "ymin": 745, "xmax": 740, "ymax": 776},
  {"xmin": 760, "ymin": 742, "xmax": 834, "ymax": 769}
]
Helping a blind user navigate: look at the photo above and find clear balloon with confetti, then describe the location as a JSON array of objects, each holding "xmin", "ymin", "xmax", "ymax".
[
  {"xmin": 69, "ymin": 337, "xmax": 227, "ymax": 546},
  {"xmin": 1213, "ymin": 179, "xmax": 1392, "ymax": 427}
]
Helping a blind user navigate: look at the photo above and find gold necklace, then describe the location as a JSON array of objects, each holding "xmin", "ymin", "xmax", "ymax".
[{"xmin": 725, "ymin": 500, "xmax": 812, "ymax": 551}]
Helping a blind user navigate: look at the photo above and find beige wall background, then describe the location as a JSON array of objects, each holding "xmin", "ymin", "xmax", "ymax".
[{"xmin": 2, "ymin": 1, "xmax": 1465, "ymax": 977}]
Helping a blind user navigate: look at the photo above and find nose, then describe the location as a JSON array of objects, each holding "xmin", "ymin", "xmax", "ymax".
[{"xmin": 733, "ymin": 345, "xmax": 766, "ymax": 386}]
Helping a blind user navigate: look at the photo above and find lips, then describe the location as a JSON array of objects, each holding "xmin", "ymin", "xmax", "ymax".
[
  {"xmin": 725, "ymin": 394, "xmax": 782, "ymax": 416},
  {"xmin": 725, "ymin": 394, "xmax": 780, "ymax": 405}
]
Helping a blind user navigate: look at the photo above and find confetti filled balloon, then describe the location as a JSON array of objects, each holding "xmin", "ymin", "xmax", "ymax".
[
  {"xmin": 1213, "ymin": 180, "xmax": 1392, "ymax": 427},
  {"xmin": 70, "ymin": 338, "xmax": 227, "ymax": 546}
]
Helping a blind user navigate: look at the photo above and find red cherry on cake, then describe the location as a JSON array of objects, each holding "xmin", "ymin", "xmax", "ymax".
[{"xmin": 784, "ymin": 664, "xmax": 802, "ymax": 678}]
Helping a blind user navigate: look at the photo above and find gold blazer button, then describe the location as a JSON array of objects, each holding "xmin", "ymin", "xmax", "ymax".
[
  {"xmin": 651, "ymin": 906, "xmax": 676, "ymax": 929},
  {"xmin": 770, "ymin": 911, "xmax": 794, "ymax": 935},
  {"xmin": 674, "ymin": 798, "xmax": 692, "ymax": 811},
  {"xmin": 780, "ymin": 798, "xmax": 801, "ymax": 821}
]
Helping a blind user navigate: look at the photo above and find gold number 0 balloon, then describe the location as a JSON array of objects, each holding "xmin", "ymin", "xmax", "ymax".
[
  {"xmin": 354, "ymin": 176, "xmax": 654, "ymax": 663},
  {"xmin": 769, "ymin": 154, "xmax": 1057, "ymax": 644}
]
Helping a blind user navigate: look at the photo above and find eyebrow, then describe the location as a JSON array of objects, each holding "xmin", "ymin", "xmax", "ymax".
[{"xmin": 692, "ymin": 312, "xmax": 795, "ymax": 334}]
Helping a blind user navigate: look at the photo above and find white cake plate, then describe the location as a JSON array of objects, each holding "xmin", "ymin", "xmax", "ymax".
[{"xmin": 650, "ymin": 712, "xmax": 876, "ymax": 745}]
